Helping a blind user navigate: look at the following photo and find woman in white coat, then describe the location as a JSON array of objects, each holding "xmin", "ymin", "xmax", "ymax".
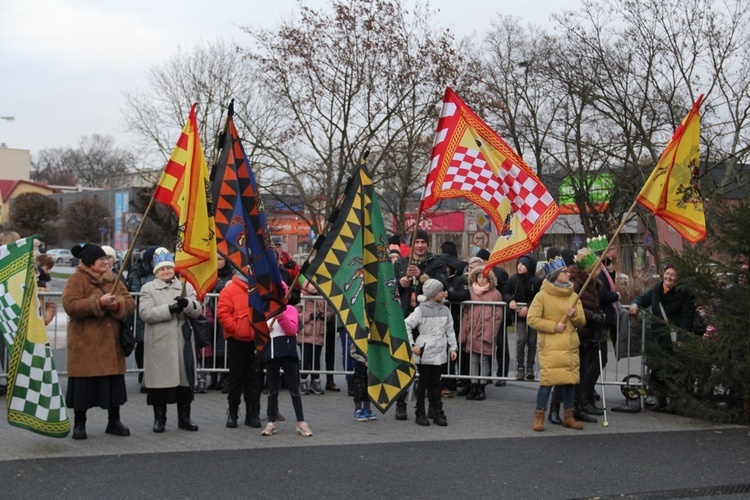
[{"xmin": 139, "ymin": 248, "xmax": 202, "ymax": 433}]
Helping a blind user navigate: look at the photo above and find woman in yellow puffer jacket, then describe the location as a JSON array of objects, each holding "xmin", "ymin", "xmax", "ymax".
[{"xmin": 527, "ymin": 257, "xmax": 585, "ymax": 432}]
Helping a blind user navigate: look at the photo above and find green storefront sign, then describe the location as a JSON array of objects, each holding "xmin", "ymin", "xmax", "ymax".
[{"xmin": 559, "ymin": 173, "xmax": 614, "ymax": 205}]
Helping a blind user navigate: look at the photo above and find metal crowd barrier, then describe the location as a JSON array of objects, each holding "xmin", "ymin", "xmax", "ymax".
[{"xmin": 0, "ymin": 292, "xmax": 647, "ymax": 404}]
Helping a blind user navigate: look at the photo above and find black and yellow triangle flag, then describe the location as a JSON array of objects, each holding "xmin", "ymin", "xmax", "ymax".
[{"xmin": 304, "ymin": 165, "xmax": 415, "ymax": 413}]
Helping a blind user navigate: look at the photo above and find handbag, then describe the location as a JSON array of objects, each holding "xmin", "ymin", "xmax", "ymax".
[
  {"xmin": 187, "ymin": 314, "xmax": 213, "ymax": 349},
  {"xmin": 119, "ymin": 316, "xmax": 136, "ymax": 357},
  {"xmin": 659, "ymin": 302, "xmax": 678, "ymax": 343}
]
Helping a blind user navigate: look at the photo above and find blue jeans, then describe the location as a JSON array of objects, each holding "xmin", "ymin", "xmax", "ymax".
[{"xmin": 536, "ymin": 384, "xmax": 575, "ymax": 410}]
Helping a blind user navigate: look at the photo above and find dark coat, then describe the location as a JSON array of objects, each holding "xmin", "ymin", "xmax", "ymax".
[
  {"xmin": 445, "ymin": 271, "xmax": 468, "ymax": 336},
  {"xmin": 490, "ymin": 266, "xmax": 509, "ymax": 295},
  {"xmin": 569, "ymin": 266, "xmax": 601, "ymax": 343},
  {"xmin": 502, "ymin": 264, "xmax": 543, "ymax": 323},
  {"xmin": 126, "ymin": 262, "xmax": 155, "ymax": 342},
  {"xmin": 206, "ymin": 263, "xmax": 234, "ymax": 358},
  {"xmin": 63, "ymin": 264, "xmax": 136, "ymax": 377},
  {"xmin": 597, "ymin": 267, "xmax": 621, "ymax": 326},
  {"xmin": 394, "ymin": 252, "xmax": 448, "ymax": 315},
  {"xmin": 632, "ymin": 282, "xmax": 695, "ymax": 342}
]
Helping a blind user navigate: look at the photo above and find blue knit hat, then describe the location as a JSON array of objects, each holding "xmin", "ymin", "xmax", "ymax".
[{"xmin": 152, "ymin": 247, "xmax": 175, "ymax": 273}]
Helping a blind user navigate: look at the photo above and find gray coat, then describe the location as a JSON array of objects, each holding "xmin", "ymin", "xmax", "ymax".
[{"xmin": 139, "ymin": 278, "xmax": 201, "ymax": 389}]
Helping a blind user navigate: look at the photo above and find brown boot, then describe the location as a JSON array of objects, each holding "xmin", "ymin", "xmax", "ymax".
[
  {"xmin": 562, "ymin": 407, "xmax": 583, "ymax": 430},
  {"xmin": 533, "ymin": 409, "xmax": 545, "ymax": 432}
]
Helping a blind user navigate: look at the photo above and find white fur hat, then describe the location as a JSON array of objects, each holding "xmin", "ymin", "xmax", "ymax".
[{"xmin": 101, "ymin": 245, "xmax": 116, "ymax": 260}]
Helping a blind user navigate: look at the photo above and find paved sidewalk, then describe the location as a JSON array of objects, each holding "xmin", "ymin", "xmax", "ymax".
[{"xmin": 1, "ymin": 374, "xmax": 741, "ymax": 462}]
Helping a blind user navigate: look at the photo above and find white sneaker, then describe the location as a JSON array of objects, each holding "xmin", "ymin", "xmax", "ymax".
[
  {"xmin": 261, "ymin": 422, "xmax": 276, "ymax": 436},
  {"xmin": 296, "ymin": 421, "xmax": 313, "ymax": 437}
]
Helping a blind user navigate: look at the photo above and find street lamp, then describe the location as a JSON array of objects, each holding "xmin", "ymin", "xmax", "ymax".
[{"xmin": 0, "ymin": 116, "xmax": 14, "ymax": 122}]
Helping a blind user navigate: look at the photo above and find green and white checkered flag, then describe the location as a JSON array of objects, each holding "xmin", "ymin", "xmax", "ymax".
[{"xmin": 1, "ymin": 236, "xmax": 70, "ymax": 438}]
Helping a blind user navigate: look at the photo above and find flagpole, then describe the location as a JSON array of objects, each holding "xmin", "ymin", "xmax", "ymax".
[
  {"xmin": 209, "ymin": 100, "xmax": 232, "ymax": 187},
  {"xmin": 407, "ymin": 178, "xmax": 433, "ymax": 307},
  {"xmin": 564, "ymin": 197, "xmax": 639, "ymax": 318}
]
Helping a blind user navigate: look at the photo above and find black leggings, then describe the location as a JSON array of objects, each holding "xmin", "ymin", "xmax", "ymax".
[{"xmin": 265, "ymin": 357, "xmax": 304, "ymax": 422}]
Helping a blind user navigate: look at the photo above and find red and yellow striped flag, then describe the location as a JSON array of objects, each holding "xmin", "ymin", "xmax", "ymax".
[
  {"xmin": 154, "ymin": 103, "xmax": 217, "ymax": 299},
  {"xmin": 637, "ymin": 95, "xmax": 706, "ymax": 243}
]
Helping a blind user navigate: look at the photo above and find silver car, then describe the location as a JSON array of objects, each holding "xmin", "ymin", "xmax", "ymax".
[{"xmin": 46, "ymin": 248, "xmax": 75, "ymax": 265}]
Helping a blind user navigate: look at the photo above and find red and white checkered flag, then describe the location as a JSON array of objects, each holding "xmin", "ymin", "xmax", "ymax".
[{"xmin": 421, "ymin": 88, "xmax": 559, "ymax": 266}]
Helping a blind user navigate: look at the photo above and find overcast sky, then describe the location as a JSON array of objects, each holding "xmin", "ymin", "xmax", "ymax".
[{"xmin": 0, "ymin": 0, "xmax": 580, "ymax": 158}]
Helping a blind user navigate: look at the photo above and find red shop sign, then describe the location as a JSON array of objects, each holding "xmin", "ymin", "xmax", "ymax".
[{"xmin": 396, "ymin": 212, "xmax": 465, "ymax": 233}]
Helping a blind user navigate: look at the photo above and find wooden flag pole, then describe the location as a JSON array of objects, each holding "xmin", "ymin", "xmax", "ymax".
[
  {"xmin": 575, "ymin": 198, "xmax": 639, "ymax": 302},
  {"xmin": 559, "ymin": 197, "xmax": 640, "ymax": 324}
]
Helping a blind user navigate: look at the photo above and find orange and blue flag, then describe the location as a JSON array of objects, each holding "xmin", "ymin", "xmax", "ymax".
[{"xmin": 210, "ymin": 101, "xmax": 286, "ymax": 350}]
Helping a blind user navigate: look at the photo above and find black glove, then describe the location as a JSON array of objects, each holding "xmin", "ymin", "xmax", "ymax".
[
  {"xmin": 588, "ymin": 313, "xmax": 605, "ymax": 328},
  {"xmin": 169, "ymin": 297, "xmax": 189, "ymax": 314}
]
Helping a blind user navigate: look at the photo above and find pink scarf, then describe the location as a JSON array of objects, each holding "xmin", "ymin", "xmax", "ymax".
[{"xmin": 471, "ymin": 281, "xmax": 491, "ymax": 295}]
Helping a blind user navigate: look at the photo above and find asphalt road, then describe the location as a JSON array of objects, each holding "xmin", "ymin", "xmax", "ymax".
[
  {"xmin": 10, "ymin": 264, "xmax": 747, "ymax": 499},
  {"xmin": 1, "ymin": 429, "xmax": 749, "ymax": 499}
]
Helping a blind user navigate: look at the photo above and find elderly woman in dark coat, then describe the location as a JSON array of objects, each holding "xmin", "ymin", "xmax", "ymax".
[
  {"xmin": 139, "ymin": 248, "xmax": 202, "ymax": 433},
  {"xmin": 62, "ymin": 244, "xmax": 136, "ymax": 440},
  {"xmin": 629, "ymin": 264, "xmax": 695, "ymax": 411}
]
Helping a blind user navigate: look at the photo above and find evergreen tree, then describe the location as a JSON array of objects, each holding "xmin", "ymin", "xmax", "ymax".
[{"xmin": 652, "ymin": 198, "xmax": 750, "ymax": 423}]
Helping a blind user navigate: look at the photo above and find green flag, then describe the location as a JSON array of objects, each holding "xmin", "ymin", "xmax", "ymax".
[
  {"xmin": 304, "ymin": 165, "xmax": 415, "ymax": 413},
  {"xmin": 1, "ymin": 236, "xmax": 70, "ymax": 437}
]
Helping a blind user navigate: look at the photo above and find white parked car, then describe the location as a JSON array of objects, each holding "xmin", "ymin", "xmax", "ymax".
[{"xmin": 46, "ymin": 248, "xmax": 75, "ymax": 265}]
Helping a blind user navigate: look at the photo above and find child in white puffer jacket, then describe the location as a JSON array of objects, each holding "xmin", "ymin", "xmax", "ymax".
[{"xmin": 405, "ymin": 279, "xmax": 458, "ymax": 427}]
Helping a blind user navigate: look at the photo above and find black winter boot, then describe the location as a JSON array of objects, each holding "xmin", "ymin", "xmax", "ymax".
[
  {"xmin": 475, "ymin": 384, "xmax": 486, "ymax": 401},
  {"xmin": 456, "ymin": 382, "xmax": 471, "ymax": 397},
  {"xmin": 574, "ymin": 403, "xmax": 597, "ymax": 423},
  {"xmin": 415, "ymin": 411, "xmax": 430, "ymax": 426},
  {"xmin": 395, "ymin": 401, "xmax": 408, "ymax": 421},
  {"xmin": 325, "ymin": 374, "xmax": 340, "ymax": 392},
  {"xmin": 466, "ymin": 384, "xmax": 478, "ymax": 400},
  {"xmin": 226, "ymin": 403, "xmax": 239, "ymax": 428},
  {"xmin": 548, "ymin": 404, "xmax": 562, "ymax": 425},
  {"xmin": 153, "ymin": 405, "xmax": 167, "ymax": 433},
  {"xmin": 245, "ymin": 403, "xmax": 261, "ymax": 428},
  {"xmin": 433, "ymin": 401, "xmax": 447, "ymax": 427},
  {"xmin": 105, "ymin": 406, "xmax": 130, "ymax": 436},
  {"xmin": 581, "ymin": 396, "xmax": 604, "ymax": 416},
  {"xmin": 427, "ymin": 404, "xmax": 436, "ymax": 420},
  {"xmin": 177, "ymin": 403, "xmax": 199, "ymax": 431},
  {"xmin": 72, "ymin": 411, "xmax": 87, "ymax": 440}
]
